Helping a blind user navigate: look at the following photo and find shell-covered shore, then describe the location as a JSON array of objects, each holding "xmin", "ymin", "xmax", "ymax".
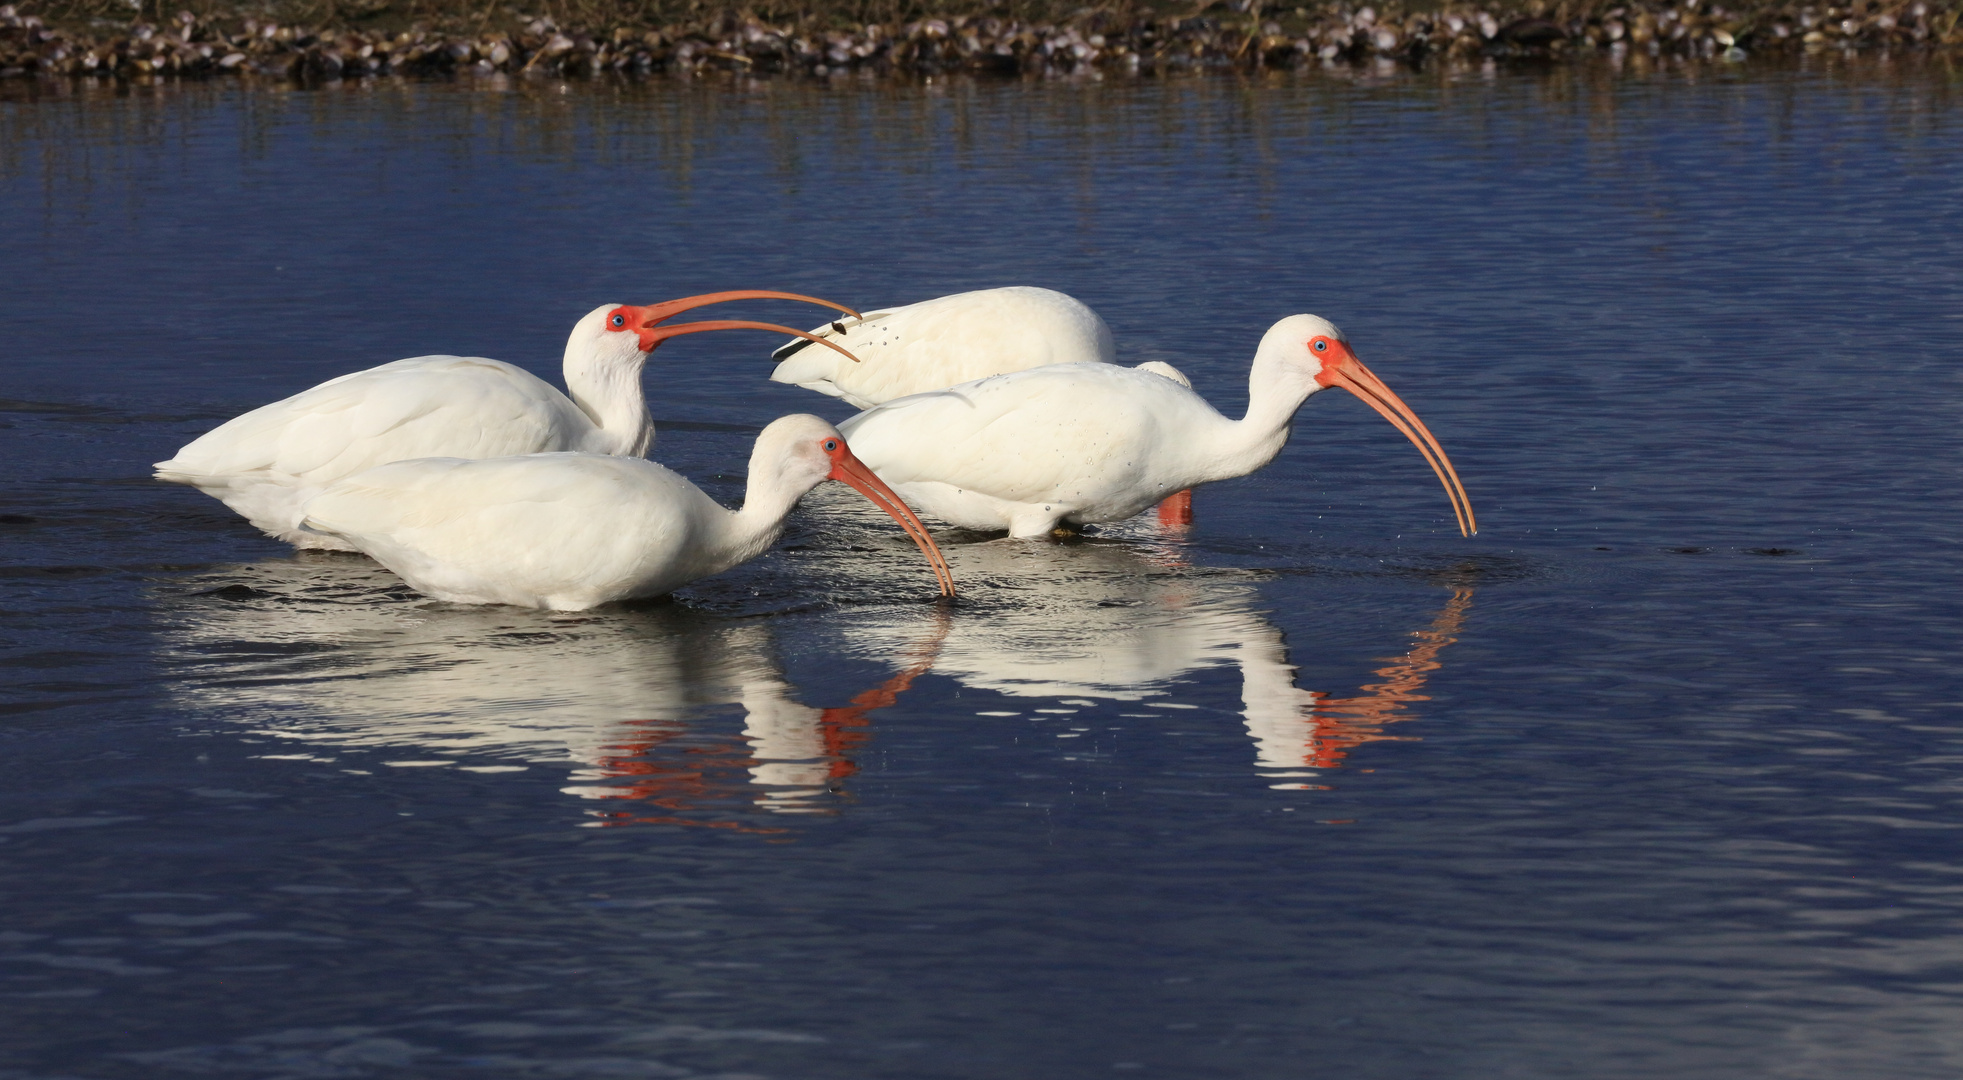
[{"xmin": 3, "ymin": 0, "xmax": 1959, "ymax": 80}]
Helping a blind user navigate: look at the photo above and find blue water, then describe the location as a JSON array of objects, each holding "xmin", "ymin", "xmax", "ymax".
[{"xmin": 4, "ymin": 60, "xmax": 1963, "ymax": 1078}]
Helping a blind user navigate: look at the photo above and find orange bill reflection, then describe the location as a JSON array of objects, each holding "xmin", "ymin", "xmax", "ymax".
[
  {"xmin": 1244, "ymin": 588, "xmax": 1473, "ymax": 787},
  {"xmin": 158, "ymin": 556, "xmax": 947, "ymax": 836},
  {"xmin": 838, "ymin": 533, "xmax": 1479, "ymax": 788},
  {"xmin": 579, "ymin": 615, "xmax": 948, "ymax": 828}
]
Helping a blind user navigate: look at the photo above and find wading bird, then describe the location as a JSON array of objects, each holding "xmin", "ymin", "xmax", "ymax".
[
  {"xmin": 768, "ymin": 285, "xmax": 1197, "ymax": 521},
  {"xmin": 768, "ymin": 286, "xmax": 1117, "ymax": 408},
  {"xmin": 156, "ymin": 291, "xmax": 859, "ymax": 549},
  {"xmin": 297, "ymin": 414, "xmax": 956, "ymax": 611},
  {"xmin": 834, "ymin": 314, "xmax": 1476, "ymax": 539}
]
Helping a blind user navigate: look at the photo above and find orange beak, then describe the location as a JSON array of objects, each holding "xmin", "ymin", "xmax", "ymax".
[
  {"xmin": 1314, "ymin": 343, "xmax": 1477, "ymax": 538},
  {"xmin": 827, "ymin": 446, "xmax": 957, "ymax": 598},
  {"xmin": 625, "ymin": 291, "xmax": 865, "ymax": 363}
]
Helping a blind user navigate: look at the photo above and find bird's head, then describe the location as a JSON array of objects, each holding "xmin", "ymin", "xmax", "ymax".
[
  {"xmin": 1263, "ymin": 313, "xmax": 1478, "ymax": 538},
  {"xmin": 571, "ymin": 291, "xmax": 866, "ymax": 369},
  {"xmin": 1257, "ymin": 313, "xmax": 1355, "ymax": 387},
  {"xmin": 752, "ymin": 414, "xmax": 956, "ymax": 599}
]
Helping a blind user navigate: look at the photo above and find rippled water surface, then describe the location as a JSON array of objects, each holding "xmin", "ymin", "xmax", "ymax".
[{"xmin": 4, "ymin": 60, "xmax": 1963, "ymax": 1078}]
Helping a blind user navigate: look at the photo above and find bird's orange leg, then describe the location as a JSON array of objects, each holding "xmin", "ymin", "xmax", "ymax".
[{"xmin": 1156, "ymin": 489, "xmax": 1194, "ymax": 526}]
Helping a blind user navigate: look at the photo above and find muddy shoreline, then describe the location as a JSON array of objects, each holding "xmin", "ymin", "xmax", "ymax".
[{"xmin": 3, "ymin": 0, "xmax": 1959, "ymax": 81}]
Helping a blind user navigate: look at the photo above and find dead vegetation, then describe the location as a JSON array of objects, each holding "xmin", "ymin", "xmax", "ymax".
[{"xmin": 3, "ymin": 0, "xmax": 1959, "ymax": 80}]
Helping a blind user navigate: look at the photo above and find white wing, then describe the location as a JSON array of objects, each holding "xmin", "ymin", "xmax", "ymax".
[
  {"xmin": 153, "ymin": 356, "xmax": 607, "ymax": 547},
  {"xmin": 155, "ymin": 356, "xmax": 598, "ymax": 486},
  {"xmin": 1133, "ymin": 360, "xmax": 1191, "ymax": 388},
  {"xmin": 838, "ymin": 363, "xmax": 1213, "ymax": 510},
  {"xmin": 302, "ymin": 453, "xmax": 726, "ymax": 610},
  {"xmin": 768, "ymin": 286, "xmax": 1116, "ymax": 409}
]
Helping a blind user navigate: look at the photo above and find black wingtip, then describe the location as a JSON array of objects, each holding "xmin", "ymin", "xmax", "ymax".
[{"xmin": 770, "ymin": 336, "xmax": 816, "ymax": 362}]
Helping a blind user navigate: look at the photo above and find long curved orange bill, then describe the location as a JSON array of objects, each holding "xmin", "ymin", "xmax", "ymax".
[
  {"xmin": 827, "ymin": 449, "xmax": 957, "ymax": 598},
  {"xmin": 1317, "ymin": 352, "xmax": 1477, "ymax": 537},
  {"xmin": 638, "ymin": 290, "xmax": 861, "ymax": 326},
  {"xmin": 647, "ymin": 320, "xmax": 862, "ymax": 364}
]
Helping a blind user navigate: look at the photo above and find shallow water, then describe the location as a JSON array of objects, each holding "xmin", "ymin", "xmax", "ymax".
[{"xmin": 4, "ymin": 58, "xmax": 1963, "ymax": 1078}]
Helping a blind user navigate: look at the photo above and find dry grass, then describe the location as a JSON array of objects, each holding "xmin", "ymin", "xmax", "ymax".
[
  {"xmin": 8, "ymin": 0, "xmax": 1959, "ymax": 81},
  {"xmin": 27, "ymin": 0, "xmax": 1184, "ymax": 35}
]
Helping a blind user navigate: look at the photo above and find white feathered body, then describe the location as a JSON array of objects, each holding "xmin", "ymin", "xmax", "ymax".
[
  {"xmin": 156, "ymin": 303, "xmax": 659, "ymax": 550},
  {"xmin": 155, "ymin": 357, "xmax": 627, "ymax": 548},
  {"xmin": 838, "ymin": 362, "xmax": 1296, "ymax": 538},
  {"xmin": 769, "ymin": 286, "xmax": 1117, "ymax": 409},
  {"xmin": 300, "ymin": 453, "xmax": 757, "ymax": 611},
  {"xmin": 832, "ymin": 313, "xmax": 1478, "ymax": 541}
]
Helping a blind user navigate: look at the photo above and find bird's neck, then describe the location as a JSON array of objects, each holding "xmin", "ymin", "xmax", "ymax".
[
  {"xmin": 563, "ymin": 349, "xmax": 653, "ymax": 457},
  {"xmin": 1196, "ymin": 347, "xmax": 1320, "ymax": 484},
  {"xmin": 696, "ymin": 511, "xmax": 785, "ymax": 582},
  {"xmin": 714, "ymin": 459, "xmax": 811, "ymax": 573}
]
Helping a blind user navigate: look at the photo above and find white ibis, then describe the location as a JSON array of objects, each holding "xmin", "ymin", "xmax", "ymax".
[
  {"xmin": 835, "ymin": 314, "xmax": 1476, "ymax": 539},
  {"xmin": 296, "ymin": 414, "xmax": 956, "ymax": 611},
  {"xmin": 155, "ymin": 291, "xmax": 860, "ymax": 550},
  {"xmin": 768, "ymin": 285, "xmax": 1196, "ymax": 521},
  {"xmin": 768, "ymin": 286, "xmax": 1118, "ymax": 408}
]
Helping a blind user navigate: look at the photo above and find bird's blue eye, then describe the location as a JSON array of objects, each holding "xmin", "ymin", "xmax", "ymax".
[
  {"xmin": 610, "ymin": 314, "xmax": 625, "ymax": 328},
  {"xmin": 824, "ymin": 439, "xmax": 839, "ymax": 452},
  {"xmin": 1312, "ymin": 339, "xmax": 1327, "ymax": 351}
]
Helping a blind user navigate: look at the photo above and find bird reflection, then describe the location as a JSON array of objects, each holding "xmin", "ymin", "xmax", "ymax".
[
  {"xmin": 837, "ymin": 530, "xmax": 1475, "ymax": 785},
  {"xmin": 1240, "ymin": 587, "xmax": 1471, "ymax": 787},
  {"xmin": 157, "ymin": 555, "xmax": 942, "ymax": 830},
  {"xmin": 585, "ymin": 616, "xmax": 946, "ymax": 828},
  {"xmin": 160, "ymin": 525, "xmax": 1472, "ymax": 820}
]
